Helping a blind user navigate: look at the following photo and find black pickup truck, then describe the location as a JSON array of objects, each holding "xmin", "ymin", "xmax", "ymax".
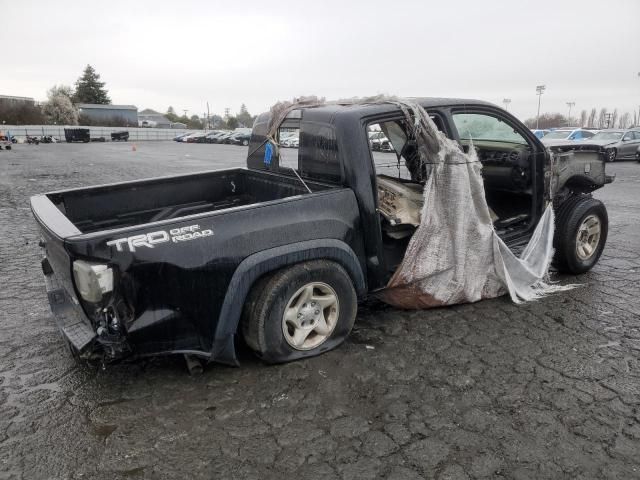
[{"xmin": 31, "ymin": 98, "xmax": 613, "ymax": 368}]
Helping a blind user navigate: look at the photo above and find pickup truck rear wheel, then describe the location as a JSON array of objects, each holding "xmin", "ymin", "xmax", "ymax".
[
  {"xmin": 553, "ymin": 195, "xmax": 608, "ymax": 274},
  {"xmin": 242, "ymin": 260, "xmax": 357, "ymax": 364}
]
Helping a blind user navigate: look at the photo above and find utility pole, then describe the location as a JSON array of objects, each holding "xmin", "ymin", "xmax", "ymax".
[
  {"xmin": 503, "ymin": 98, "xmax": 511, "ymax": 111},
  {"xmin": 183, "ymin": 109, "xmax": 188, "ymax": 118},
  {"xmin": 566, "ymin": 102, "xmax": 575, "ymax": 126},
  {"xmin": 535, "ymin": 85, "xmax": 545, "ymax": 129},
  {"xmin": 206, "ymin": 102, "xmax": 210, "ymax": 131}
]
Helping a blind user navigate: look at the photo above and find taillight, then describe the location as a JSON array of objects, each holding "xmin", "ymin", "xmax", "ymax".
[{"xmin": 72, "ymin": 260, "xmax": 114, "ymax": 303}]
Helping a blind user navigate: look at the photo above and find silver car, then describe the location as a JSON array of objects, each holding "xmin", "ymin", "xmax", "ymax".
[{"xmin": 587, "ymin": 129, "xmax": 640, "ymax": 162}]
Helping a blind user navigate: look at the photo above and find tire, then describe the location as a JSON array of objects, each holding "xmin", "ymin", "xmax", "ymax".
[
  {"xmin": 242, "ymin": 139, "xmax": 249, "ymax": 146},
  {"xmin": 606, "ymin": 148, "xmax": 617, "ymax": 162},
  {"xmin": 553, "ymin": 195, "xmax": 608, "ymax": 274},
  {"xmin": 242, "ymin": 260, "xmax": 357, "ymax": 364}
]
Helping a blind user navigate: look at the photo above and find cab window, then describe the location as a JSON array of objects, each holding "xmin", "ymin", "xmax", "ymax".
[{"xmin": 452, "ymin": 112, "xmax": 527, "ymax": 145}]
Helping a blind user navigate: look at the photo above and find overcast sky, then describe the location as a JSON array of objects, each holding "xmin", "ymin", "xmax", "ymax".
[{"xmin": 3, "ymin": 0, "xmax": 639, "ymax": 121}]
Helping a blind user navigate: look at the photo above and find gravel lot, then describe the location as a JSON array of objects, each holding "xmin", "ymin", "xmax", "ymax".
[{"xmin": 1, "ymin": 142, "xmax": 639, "ymax": 480}]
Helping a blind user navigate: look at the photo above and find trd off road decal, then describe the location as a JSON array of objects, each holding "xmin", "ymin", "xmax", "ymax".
[{"xmin": 106, "ymin": 224, "xmax": 214, "ymax": 252}]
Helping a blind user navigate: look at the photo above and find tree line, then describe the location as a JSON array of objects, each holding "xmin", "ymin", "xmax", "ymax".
[
  {"xmin": 524, "ymin": 107, "xmax": 638, "ymax": 130},
  {"xmin": 1, "ymin": 64, "xmax": 256, "ymax": 129}
]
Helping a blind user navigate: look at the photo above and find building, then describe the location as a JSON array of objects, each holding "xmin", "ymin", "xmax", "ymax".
[
  {"xmin": 0, "ymin": 95, "xmax": 35, "ymax": 107},
  {"xmin": 138, "ymin": 109, "xmax": 171, "ymax": 128},
  {"xmin": 77, "ymin": 104, "xmax": 138, "ymax": 126}
]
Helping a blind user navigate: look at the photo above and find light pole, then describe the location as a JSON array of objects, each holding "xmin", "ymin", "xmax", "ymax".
[
  {"xmin": 503, "ymin": 98, "xmax": 511, "ymax": 111},
  {"xmin": 566, "ymin": 102, "xmax": 575, "ymax": 125},
  {"xmin": 535, "ymin": 85, "xmax": 545, "ymax": 129}
]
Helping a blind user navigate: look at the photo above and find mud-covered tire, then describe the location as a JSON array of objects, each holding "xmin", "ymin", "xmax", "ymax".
[
  {"xmin": 241, "ymin": 260, "xmax": 357, "ymax": 364},
  {"xmin": 553, "ymin": 195, "xmax": 608, "ymax": 274}
]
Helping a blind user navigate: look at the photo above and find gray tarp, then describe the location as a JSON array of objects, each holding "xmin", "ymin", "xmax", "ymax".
[{"xmin": 267, "ymin": 97, "xmax": 571, "ymax": 309}]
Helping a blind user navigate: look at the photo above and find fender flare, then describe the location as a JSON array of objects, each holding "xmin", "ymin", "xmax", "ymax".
[{"xmin": 210, "ymin": 239, "xmax": 367, "ymax": 365}]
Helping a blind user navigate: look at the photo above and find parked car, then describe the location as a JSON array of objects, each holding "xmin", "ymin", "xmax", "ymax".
[
  {"xmin": 111, "ymin": 131, "xmax": 129, "ymax": 141},
  {"xmin": 369, "ymin": 131, "xmax": 390, "ymax": 151},
  {"xmin": 183, "ymin": 132, "xmax": 207, "ymax": 143},
  {"xmin": 173, "ymin": 133, "xmax": 191, "ymax": 142},
  {"xmin": 207, "ymin": 131, "xmax": 232, "ymax": 143},
  {"xmin": 531, "ymin": 129, "xmax": 550, "ymax": 139},
  {"xmin": 281, "ymin": 135, "xmax": 299, "ymax": 148},
  {"xmin": 219, "ymin": 132, "xmax": 238, "ymax": 144},
  {"xmin": 203, "ymin": 131, "xmax": 223, "ymax": 143},
  {"xmin": 30, "ymin": 97, "xmax": 613, "ymax": 369},
  {"xmin": 587, "ymin": 129, "xmax": 640, "ymax": 162},
  {"xmin": 636, "ymin": 145, "xmax": 640, "ymax": 162},
  {"xmin": 230, "ymin": 132, "xmax": 251, "ymax": 146},
  {"xmin": 540, "ymin": 128, "xmax": 596, "ymax": 145},
  {"xmin": 64, "ymin": 128, "xmax": 90, "ymax": 143}
]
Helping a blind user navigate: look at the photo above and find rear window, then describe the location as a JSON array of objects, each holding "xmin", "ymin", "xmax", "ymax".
[{"xmin": 247, "ymin": 112, "xmax": 341, "ymax": 183}]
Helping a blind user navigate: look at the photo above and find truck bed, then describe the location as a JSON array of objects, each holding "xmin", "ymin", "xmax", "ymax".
[{"xmin": 44, "ymin": 168, "xmax": 331, "ymax": 234}]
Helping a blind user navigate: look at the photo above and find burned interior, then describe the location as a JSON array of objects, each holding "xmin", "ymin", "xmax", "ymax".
[{"xmin": 369, "ymin": 109, "xmax": 538, "ymax": 275}]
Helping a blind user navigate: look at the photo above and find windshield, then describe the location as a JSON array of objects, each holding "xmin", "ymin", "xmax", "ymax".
[
  {"xmin": 543, "ymin": 131, "xmax": 572, "ymax": 140},
  {"xmin": 591, "ymin": 131, "xmax": 623, "ymax": 140}
]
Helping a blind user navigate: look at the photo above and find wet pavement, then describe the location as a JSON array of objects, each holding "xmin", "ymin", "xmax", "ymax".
[{"xmin": 1, "ymin": 142, "xmax": 639, "ymax": 479}]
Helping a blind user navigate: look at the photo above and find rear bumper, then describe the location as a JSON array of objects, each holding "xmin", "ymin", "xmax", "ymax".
[{"xmin": 43, "ymin": 264, "xmax": 96, "ymax": 353}]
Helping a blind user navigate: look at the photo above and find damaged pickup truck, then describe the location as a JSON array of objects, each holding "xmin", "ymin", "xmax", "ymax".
[{"xmin": 31, "ymin": 98, "xmax": 613, "ymax": 368}]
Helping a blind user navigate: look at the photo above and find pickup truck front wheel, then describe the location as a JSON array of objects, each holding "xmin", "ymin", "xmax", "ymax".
[
  {"xmin": 553, "ymin": 195, "xmax": 608, "ymax": 274},
  {"xmin": 242, "ymin": 260, "xmax": 357, "ymax": 364}
]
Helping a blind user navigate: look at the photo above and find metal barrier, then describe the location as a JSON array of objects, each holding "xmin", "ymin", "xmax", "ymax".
[{"xmin": 0, "ymin": 125, "xmax": 204, "ymax": 141}]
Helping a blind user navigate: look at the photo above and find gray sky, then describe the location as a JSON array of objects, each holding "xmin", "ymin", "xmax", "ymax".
[{"xmin": 3, "ymin": 0, "xmax": 639, "ymax": 121}]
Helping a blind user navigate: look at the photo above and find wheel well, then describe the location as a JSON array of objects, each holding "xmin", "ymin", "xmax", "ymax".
[{"xmin": 210, "ymin": 240, "xmax": 366, "ymax": 364}]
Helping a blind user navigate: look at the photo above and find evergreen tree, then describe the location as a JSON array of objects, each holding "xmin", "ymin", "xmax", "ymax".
[{"xmin": 73, "ymin": 65, "xmax": 111, "ymax": 104}]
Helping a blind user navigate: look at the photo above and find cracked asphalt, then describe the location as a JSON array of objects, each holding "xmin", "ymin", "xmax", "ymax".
[{"xmin": 1, "ymin": 142, "xmax": 639, "ymax": 480}]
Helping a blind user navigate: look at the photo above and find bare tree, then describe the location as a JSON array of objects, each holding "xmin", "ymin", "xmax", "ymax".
[
  {"xmin": 619, "ymin": 112, "xmax": 631, "ymax": 129},
  {"xmin": 611, "ymin": 109, "xmax": 618, "ymax": 129},
  {"xmin": 597, "ymin": 108, "xmax": 607, "ymax": 129},
  {"xmin": 579, "ymin": 110, "xmax": 587, "ymax": 127},
  {"xmin": 587, "ymin": 108, "xmax": 597, "ymax": 127}
]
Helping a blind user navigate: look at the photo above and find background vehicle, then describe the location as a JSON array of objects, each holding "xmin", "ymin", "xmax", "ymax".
[
  {"xmin": 173, "ymin": 133, "xmax": 191, "ymax": 142},
  {"xmin": 280, "ymin": 134, "xmax": 299, "ymax": 147},
  {"xmin": 0, "ymin": 134, "xmax": 12, "ymax": 150},
  {"xmin": 111, "ymin": 131, "xmax": 129, "ymax": 141},
  {"xmin": 368, "ymin": 131, "xmax": 390, "ymax": 151},
  {"xmin": 540, "ymin": 128, "xmax": 596, "ymax": 145},
  {"xmin": 531, "ymin": 129, "xmax": 550, "ymax": 139},
  {"xmin": 64, "ymin": 128, "xmax": 90, "ymax": 143},
  {"xmin": 31, "ymin": 98, "xmax": 612, "ymax": 368},
  {"xmin": 587, "ymin": 129, "xmax": 640, "ymax": 161},
  {"xmin": 636, "ymin": 145, "xmax": 640, "ymax": 162},
  {"xmin": 203, "ymin": 131, "xmax": 225, "ymax": 143},
  {"xmin": 230, "ymin": 132, "xmax": 251, "ymax": 146},
  {"xmin": 183, "ymin": 132, "xmax": 207, "ymax": 143}
]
